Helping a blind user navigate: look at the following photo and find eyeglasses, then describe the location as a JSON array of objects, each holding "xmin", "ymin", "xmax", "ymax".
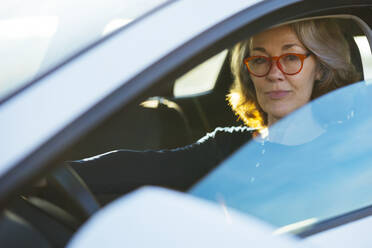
[{"xmin": 244, "ymin": 53, "xmax": 311, "ymax": 77}]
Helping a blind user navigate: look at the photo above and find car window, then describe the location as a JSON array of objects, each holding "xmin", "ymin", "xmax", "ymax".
[
  {"xmin": 0, "ymin": 0, "xmax": 169, "ymax": 101},
  {"xmin": 173, "ymin": 50, "xmax": 228, "ymax": 97},
  {"xmin": 189, "ymin": 79, "xmax": 372, "ymax": 232},
  {"xmin": 354, "ymin": 35, "xmax": 372, "ymax": 79}
]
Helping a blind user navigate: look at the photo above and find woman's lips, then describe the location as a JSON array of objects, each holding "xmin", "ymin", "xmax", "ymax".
[{"xmin": 266, "ymin": 90, "xmax": 291, "ymax": 99}]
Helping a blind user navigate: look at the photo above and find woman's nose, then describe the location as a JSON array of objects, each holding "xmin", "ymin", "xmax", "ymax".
[{"xmin": 266, "ymin": 60, "xmax": 284, "ymax": 81}]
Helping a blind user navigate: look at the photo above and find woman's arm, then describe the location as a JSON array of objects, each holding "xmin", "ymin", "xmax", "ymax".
[{"xmin": 69, "ymin": 126, "xmax": 253, "ymax": 195}]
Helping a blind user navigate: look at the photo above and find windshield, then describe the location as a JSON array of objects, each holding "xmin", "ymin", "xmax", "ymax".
[
  {"xmin": 0, "ymin": 0, "xmax": 169, "ymax": 101},
  {"xmin": 190, "ymin": 80, "xmax": 372, "ymax": 231}
]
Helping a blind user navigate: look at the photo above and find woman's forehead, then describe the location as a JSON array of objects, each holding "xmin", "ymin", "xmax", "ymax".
[{"xmin": 250, "ymin": 25, "xmax": 304, "ymax": 52}]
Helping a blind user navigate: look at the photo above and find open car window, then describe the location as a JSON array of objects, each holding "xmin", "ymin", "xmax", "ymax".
[{"xmin": 61, "ymin": 16, "xmax": 372, "ymax": 228}]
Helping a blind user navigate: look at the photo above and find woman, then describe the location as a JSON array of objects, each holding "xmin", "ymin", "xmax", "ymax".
[
  {"xmin": 228, "ymin": 18, "xmax": 360, "ymax": 130},
  {"xmin": 70, "ymin": 19, "xmax": 360, "ymax": 198}
]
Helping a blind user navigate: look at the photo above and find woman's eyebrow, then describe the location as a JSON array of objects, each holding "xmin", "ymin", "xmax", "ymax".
[
  {"xmin": 251, "ymin": 47, "xmax": 267, "ymax": 53},
  {"xmin": 282, "ymin": 44, "xmax": 304, "ymax": 50}
]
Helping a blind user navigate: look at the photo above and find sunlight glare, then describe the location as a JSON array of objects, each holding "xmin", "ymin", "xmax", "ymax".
[{"xmin": 102, "ymin": 18, "xmax": 132, "ymax": 36}]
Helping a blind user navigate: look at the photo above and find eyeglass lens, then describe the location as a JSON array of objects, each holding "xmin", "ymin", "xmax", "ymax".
[{"xmin": 247, "ymin": 54, "xmax": 303, "ymax": 76}]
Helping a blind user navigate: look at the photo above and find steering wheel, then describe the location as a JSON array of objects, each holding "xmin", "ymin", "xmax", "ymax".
[{"xmin": 46, "ymin": 165, "xmax": 100, "ymax": 222}]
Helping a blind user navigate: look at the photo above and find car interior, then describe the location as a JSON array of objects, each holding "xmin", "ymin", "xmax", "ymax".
[{"xmin": 1, "ymin": 10, "xmax": 372, "ymax": 248}]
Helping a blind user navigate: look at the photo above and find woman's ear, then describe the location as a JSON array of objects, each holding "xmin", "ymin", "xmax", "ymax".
[
  {"xmin": 315, "ymin": 62, "xmax": 329, "ymax": 83},
  {"xmin": 315, "ymin": 63, "xmax": 322, "ymax": 81}
]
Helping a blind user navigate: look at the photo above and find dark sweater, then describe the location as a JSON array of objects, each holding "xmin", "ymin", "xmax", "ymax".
[{"xmin": 70, "ymin": 126, "xmax": 254, "ymax": 195}]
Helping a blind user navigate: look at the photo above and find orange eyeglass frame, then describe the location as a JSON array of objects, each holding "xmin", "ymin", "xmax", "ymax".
[{"xmin": 243, "ymin": 53, "xmax": 311, "ymax": 77}]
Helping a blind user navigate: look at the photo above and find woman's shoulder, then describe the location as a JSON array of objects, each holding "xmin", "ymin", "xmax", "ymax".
[{"xmin": 195, "ymin": 126, "xmax": 256, "ymax": 160}]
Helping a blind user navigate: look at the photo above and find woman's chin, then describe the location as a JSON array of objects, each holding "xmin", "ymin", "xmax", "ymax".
[{"xmin": 266, "ymin": 107, "xmax": 295, "ymax": 125}]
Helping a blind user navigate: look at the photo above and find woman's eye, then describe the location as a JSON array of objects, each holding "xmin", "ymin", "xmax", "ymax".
[
  {"xmin": 252, "ymin": 58, "xmax": 267, "ymax": 64},
  {"xmin": 284, "ymin": 54, "xmax": 299, "ymax": 62}
]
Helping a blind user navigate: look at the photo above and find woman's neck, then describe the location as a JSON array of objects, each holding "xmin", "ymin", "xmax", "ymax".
[{"xmin": 267, "ymin": 115, "xmax": 279, "ymax": 127}]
